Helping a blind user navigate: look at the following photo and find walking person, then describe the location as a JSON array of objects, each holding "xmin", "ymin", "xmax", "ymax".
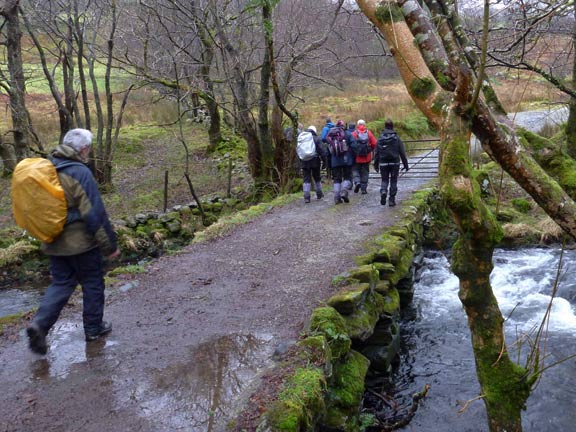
[
  {"xmin": 297, "ymin": 125, "xmax": 325, "ymax": 203},
  {"xmin": 374, "ymin": 119, "xmax": 409, "ymax": 207},
  {"xmin": 326, "ymin": 120, "xmax": 354, "ymax": 204},
  {"xmin": 351, "ymin": 119, "xmax": 377, "ymax": 194},
  {"xmin": 321, "ymin": 117, "xmax": 334, "ymax": 177},
  {"xmin": 344, "ymin": 122, "xmax": 356, "ymax": 193},
  {"xmin": 26, "ymin": 128, "xmax": 120, "ymax": 355}
]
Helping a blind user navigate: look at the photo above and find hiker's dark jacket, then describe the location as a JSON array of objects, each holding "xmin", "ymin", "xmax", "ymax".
[
  {"xmin": 42, "ymin": 144, "xmax": 117, "ymax": 257},
  {"xmin": 374, "ymin": 128, "xmax": 409, "ymax": 170}
]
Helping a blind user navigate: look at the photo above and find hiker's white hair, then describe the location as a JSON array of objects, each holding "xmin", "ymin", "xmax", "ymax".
[{"xmin": 63, "ymin": 128, "xmax": 93, "ymax": 152}]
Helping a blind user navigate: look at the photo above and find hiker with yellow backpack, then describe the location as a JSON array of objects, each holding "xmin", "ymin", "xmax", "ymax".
[{"xmin": 11, "ymin": 128, "xmax": 119, "ymax": 355}]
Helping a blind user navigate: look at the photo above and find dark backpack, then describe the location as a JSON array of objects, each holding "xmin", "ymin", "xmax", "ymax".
[
  {"xmin": 354, "ymin": 130, "xmax": 370, "ymax": 156},
  {"xmin": 376, "ymin": 131, "xmax": 400, "ymax": 162},
  {"xmin": 326, "ymin": 127, "xmax": 348, "ymax": 156}
]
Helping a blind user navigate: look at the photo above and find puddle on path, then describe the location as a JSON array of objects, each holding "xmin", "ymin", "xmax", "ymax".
[
  {"xmin": 26, "ymin": 321, "xmax": 119, "ymax": 382},
  {"xmin": 119, "ymin": 333, "xmax": 274, "ymax": 431}
]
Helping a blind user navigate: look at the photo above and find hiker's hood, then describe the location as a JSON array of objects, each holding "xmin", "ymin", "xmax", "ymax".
[
  {"xmin": 51, "ymin": 144, "xmax": 87, "ymax": 163},
  {"xmin": 356, "ymin": 124, "xmax": 367, "ymax": 133}
]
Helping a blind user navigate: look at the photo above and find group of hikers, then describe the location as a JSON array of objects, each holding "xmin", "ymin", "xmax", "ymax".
[
  {"xmin": 295, "ymin": 117, "xmax": 409, "ymax": 206},
  {"xmin": 17, "ymin": 119, "xmax": 409, "ymax": 356}
]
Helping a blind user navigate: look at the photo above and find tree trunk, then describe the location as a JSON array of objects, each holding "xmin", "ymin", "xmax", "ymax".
[
  {"xmin": 258, "ymin": 3, "xmax": 275, "ymax": 183},
  {"xmin": 440, "ymin": 106, "xmax": 531, "ymax": 432},
  {"xmin": 21, "ymin": 7, "xmax": 73, "ymax": 141},
  {"xmin": 3, "ymin": 0, "xmax": 35, "ymax": 162},
  {"xmin": 205, "ymin": 94, "xmax": 221, "ymax": 152},
  {"xmin": 100, "ymin": 0, "xmax": 117, "ymax": 186},
  {"xmin": 0, "ymin": 131, "xmax": 17, "ymax": 174},
  {"xmin": 565, "ymin": 2, "xmax": 576, "ymax": 159},
  {"xmin": 190, "ymin": 0, "xmax": 221, "ymax": 153},
  {"xmin": 74, "ymin": 0, "xmax": 91, "ymax": 130}
]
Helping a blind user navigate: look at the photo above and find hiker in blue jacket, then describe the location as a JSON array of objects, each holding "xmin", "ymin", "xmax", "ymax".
[
  {"xmin": 321, "ymin": 117, "xmax": 334, "ymax": 176},
  {"xmin": 327, "ymin": 120, "xmax": 354, "ymax": 204},
  {"xmin": 26, "ymin": 128, "xmax": 120, "ymax": 355}
]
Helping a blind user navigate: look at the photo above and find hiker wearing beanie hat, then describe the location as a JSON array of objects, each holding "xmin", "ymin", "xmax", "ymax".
[
  {"xmin": 374, "ymin": 119, "xmax": 409, "ymax": 207},
  {"xmin": 351, "ymin": 119, "xmax": 377, "ymax": 194},
  {"xmin": 297, "ymin": 125, "xmax": 326, "ymax": 203}
]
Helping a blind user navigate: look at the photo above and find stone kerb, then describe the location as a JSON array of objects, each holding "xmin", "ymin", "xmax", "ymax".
[{"xmin": 233, "ymin": 188, "xmax": 435, "ymax": 432}]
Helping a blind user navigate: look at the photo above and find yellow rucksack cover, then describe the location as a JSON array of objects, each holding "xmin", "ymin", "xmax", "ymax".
[{"xmin": 11, "ymin": 158, "xmax": 68, "ymax": 243}]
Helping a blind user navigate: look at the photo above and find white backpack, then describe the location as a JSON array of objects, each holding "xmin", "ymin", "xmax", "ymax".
[{"xmin": 296, "ymin": 131, "xmax": 317, "ymax": 161}]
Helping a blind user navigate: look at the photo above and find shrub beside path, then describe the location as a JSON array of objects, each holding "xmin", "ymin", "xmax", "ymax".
[{"xmin": 0, "ymin": 171, "xmax": 432, "ymax": 432}]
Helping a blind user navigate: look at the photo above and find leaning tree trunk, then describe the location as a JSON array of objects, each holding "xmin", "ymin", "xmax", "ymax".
[{"xmin": 440, "ymin": 102, "xmax": 532, "ymax": 432}]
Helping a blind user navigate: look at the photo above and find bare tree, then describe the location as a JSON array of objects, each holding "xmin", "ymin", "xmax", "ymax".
[
  {"xmin": 21, "ymin": 0, "xmax": 130, "ymax": 185},
  {"xmin": 463, "ymin": 0, "xmax": 576, "ymax": 156},
  {"xmin": 0, "ymin": 0, "xmax": 40, "ymax": 173},
  {"xmin": 357, "ymin": 1, "xmax": 576, "ymax": 431}
]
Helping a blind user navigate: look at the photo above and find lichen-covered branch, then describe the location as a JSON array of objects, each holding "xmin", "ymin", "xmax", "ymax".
[{"xmin": 356, "ymin": 0, "xmax": 446, "ymax": 129}]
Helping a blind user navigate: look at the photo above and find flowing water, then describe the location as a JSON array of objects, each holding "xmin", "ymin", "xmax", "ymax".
[{"xmin": 391, "ymin": 247, "xmax": 576, "ymax": 432}]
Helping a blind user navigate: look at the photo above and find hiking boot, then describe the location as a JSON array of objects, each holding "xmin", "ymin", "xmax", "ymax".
[
  {"xmin": 334, "ymin": 197, "xmax": 342, "ymax": 205},
  {"xmin": 86, "ymin": 321, "xmax": 113, "ymax": 342},
  {"xmin": 380, "ymin": 194, "xmax": 387, "ymax": 206},
  {"xmin": 316, "ymin": 191, "xmax": 324, "ymax": 200},
  {"xmin": 361, "ymin": 188, "xmax": 367, "ymax": 195},
  {"xmin": 341, "ymin": 190, "xmax": 350, "ymax": 203},
  {"xmin": 354, "ymin": 183, "xmax": 361, "ymax": 193},
  {"xmin": 389, "ymin": 196, "xmax": 396, "ymax": 207},
  {"xmin": 304, "ymin": 195, "xmax": 311, "ymax": 204},
  {"xmin": 27, "ymin": 322, "xmax": 47, "ymax": 355}
]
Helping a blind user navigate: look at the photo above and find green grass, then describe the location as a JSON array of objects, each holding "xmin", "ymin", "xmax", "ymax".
[
  {"xmin": 24, "ymin": 62, "xmax": 133, "ymax": 95},
  {"xmin": 192, "ymin": 193, "xmax": 300, "ymax": 243}
]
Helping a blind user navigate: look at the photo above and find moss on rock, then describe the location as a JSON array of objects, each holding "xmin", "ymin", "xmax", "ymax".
[
  {"xmin": 323, "ymin": 350, "xmax": 370, "ymax": 431},
  {"xmin": 343, "ymin": 292, "xmax": 386, "ymax": 341},
  {"xmin": 265, "ymin": 367, "xmax": 327, "ymax": 432},
  {"xmin": 327, "ymin": 283, "xmax": 371, "ymax": 316},
  {"xmin": 307, "ymin": 307, "xmax": 351, "ymax": 360}
]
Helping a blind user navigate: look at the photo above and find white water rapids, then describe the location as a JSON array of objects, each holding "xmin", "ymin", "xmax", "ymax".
[{"xmin": 398, "ymin": 247, "xmax": 576, "ymax": 432}]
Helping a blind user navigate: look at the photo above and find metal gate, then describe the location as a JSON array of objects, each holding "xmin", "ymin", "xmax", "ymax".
[{"xmin": 369, "ymin": 138, "xmax": 440, "ymax": 180}]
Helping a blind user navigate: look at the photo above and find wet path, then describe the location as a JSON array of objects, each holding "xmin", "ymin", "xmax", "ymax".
[{"xmin": 0, "ymin": 162, "xmax": 434, "ymax": 432}]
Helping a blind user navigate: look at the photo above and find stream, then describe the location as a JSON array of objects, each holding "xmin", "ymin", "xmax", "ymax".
[{"xmin": 391, "ymin": 247, "xmax": 576, "ymax": 431}]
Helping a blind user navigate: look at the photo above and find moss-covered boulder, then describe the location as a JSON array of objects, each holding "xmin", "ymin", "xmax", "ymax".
[
  {"xmin": 264, "ymin": 367, "xmax": 327, "ymax": 432},
  {"xmin": 340, "ymin": 265, "xmax": 380, "ymax": 292},
  {"xmin": 307, "ymin": 307, "xmax": 351, "ymax": 360},
  {"xmin": 343, "ymin": 292, "xmax": 386, "ymax": 342},
  {"xmin": 372, "ymin": 233, "xmax": 406, "ymax": 264},
  {"xmin": 322, "ymin": 350, "xmax": 370, "ymax": 431},
  {"xmin": 374, "ymin": 279, "xmax": 391, "ymax": 295},
  {"xmin": 327, "ymin": 283, "xmax": 371, "ymax": 315},
  {"xmin": 298, "ymin": 335, "xmax": 333, "ymax": 377}
]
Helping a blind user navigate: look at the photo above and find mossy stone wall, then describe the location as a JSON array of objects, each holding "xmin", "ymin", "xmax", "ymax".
[{"xmin": 238, "ymin": 187, "xmax": 436, "ymax": 432}]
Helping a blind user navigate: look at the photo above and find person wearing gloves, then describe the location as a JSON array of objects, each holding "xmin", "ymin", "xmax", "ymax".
[{"xmin": 374, "ymin": 119, "xmax": 409, "ymax": 207}]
